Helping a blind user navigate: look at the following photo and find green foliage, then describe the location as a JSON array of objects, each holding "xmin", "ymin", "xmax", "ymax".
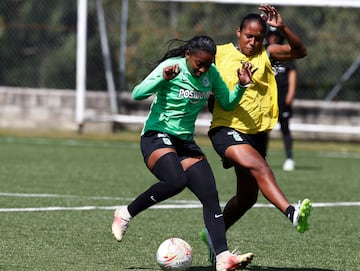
[
  {"xmin": 0, "ymin": 0, "xmax": 77, "ymax": 88},
  {"xmin": 0, "ymin": 1, "xmax": 360, "ymax": 100}
]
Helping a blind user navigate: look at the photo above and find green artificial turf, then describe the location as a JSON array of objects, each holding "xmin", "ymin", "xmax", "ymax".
[{"xmin": 0, "ymin": 133, "xmax": 359, "ymax": 270}]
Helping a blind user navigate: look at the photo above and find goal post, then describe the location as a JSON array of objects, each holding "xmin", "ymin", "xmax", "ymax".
[
  {"xmin": 76, "ymin": 0, "xmax": 123, "ymax": 133},
  {"xmin": 76, "ymin": 0, "xmax": 88, "ymax": 132}
]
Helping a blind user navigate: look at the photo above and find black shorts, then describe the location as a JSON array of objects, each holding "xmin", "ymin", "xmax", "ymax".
[
  {"xmin": 208, "ymin": 126, "xmax": 268, "ymax": 169},
  {"xmin": 140, "ymin": 130, "xmax": 205, "ymax": 163}
]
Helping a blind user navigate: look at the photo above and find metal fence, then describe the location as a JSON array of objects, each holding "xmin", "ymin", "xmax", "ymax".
[{"xmin": 1, "ymin": 0, "xmax": 359, "ymax": 101}]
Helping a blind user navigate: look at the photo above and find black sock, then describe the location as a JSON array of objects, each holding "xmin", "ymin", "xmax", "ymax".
[
  {"xmin": 127, "ymin": 152, "xmax": 186, "ymax": 217},
  {"xmin": 285, "ymin": 205, "xmax": 295, "ymax": 221}
]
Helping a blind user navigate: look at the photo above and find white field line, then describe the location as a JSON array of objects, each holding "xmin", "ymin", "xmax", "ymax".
[
  {"xmin": 318, "ymin": 151, "xmax": 360, "ymax": 159},
  {"xmin": 0, "ymin": 192, "xmax": 359, "ymax": 212}
]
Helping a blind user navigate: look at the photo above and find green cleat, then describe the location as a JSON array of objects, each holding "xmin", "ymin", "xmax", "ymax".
[
  {"xmin": 199, "ymin": 228, "xmax": 216, "ymax": 265},
  {"xmin": 293, "ymin": 199, "xmax": 312, "ymax": 233}
]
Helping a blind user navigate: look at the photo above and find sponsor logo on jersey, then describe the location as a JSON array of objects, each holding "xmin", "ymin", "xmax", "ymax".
[{"xmin": 178, "ymin": 89, "xmax": 210, "ymax": 100}]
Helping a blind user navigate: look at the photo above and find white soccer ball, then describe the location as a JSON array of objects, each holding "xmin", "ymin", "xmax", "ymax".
[{"xmin": 156, "ymin": 237, "xmax": 193, "ymax": 271}]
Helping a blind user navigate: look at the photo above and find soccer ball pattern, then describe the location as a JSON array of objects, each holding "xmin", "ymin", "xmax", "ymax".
[{"xmin": 156, "ymin": 238, "xmax": 193, "ymax": 271}]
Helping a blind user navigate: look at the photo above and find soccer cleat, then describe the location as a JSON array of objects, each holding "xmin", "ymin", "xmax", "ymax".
[
  {"xmin": 216, "ymin": 251, "xmax": 254, "ymax": 271},
  {"xmin": 112, "ymin": 207, "xmax": 131, "ymax": 241},
  {"xmin": 199, "ymin": 228, "xmax": 216, "ymax": 265},
  {"xmin": 283, "ymin": 158, "xmax": 295, "ymax": 171},
  {"xmin": 292, "ymin": 199, "xmax": 312, "ymax": 233}
]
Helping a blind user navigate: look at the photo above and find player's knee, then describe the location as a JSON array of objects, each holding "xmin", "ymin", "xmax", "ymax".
[
  {"xmin": 185, "ymin": 159, "xmax": 219, "ymax": 204},
  {"xmin": 168, "ymin": 178, "xmax": 187, "ymax": 193},
  {"xmin": 249, "ymin": 160, "xmax": 271, "ymax": 178},
  {"xmin": 152, "ymin": 152, "xmax": 187, "ymax": 192}
]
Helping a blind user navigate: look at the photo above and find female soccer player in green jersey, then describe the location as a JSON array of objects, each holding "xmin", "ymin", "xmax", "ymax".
[{"xmin": 112, "ymin": 35, "xmax": 255, "ymax": 271}]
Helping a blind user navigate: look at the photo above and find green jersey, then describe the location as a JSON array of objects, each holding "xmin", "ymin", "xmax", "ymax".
[{"xmin": 132, "ymin": 57, "xmax": 245, "ymax": 140}]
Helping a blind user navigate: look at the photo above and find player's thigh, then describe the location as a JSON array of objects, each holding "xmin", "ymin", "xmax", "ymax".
[{"xmin": 225, "ymin": 143, "xmax": 266, "ymax": 169}]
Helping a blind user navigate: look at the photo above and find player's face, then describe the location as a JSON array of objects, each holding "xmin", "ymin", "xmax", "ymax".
[
  {"xmin": 185, "ymin": 50, "xmax": 214, "ymax": 77},
  {"xmin": 237, "ymin": 20, "xmax": 265, "ymax": 56}
]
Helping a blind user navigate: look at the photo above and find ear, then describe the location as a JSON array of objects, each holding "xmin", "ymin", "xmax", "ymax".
[
  {"xmin": 236, "ymin": 27, "xmax": 241, "ymax": 38},
  {"xmin": 185, "ymin": 49, "xmax": 190, "ymax": 58}
]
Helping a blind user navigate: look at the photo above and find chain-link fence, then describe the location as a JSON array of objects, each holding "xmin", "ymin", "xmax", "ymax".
[{"xmin": 1, "ymin": 0, "xmax": 359, "ymax": 101}]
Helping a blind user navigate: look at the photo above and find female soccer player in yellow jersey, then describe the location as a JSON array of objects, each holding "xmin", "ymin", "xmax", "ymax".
[{"xmin": 201, "ymin": 5, "xmax": 312, "ymax": 259}]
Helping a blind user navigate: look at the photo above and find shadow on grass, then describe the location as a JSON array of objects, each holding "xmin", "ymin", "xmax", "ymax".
[
  {"xmin": 186, "ymin": 266, "xmax": 336, "ymax": 271},
  {"xmin": 248, "ymin": 266, "xmax": 336, "ymax": 271},
  {"xmin": 125, "ymin": 267, "xmax": 211, "ymax": 270},
  {"xmin": 126, "ymin": 268, "xmax": 158, "ymax": 270},
  {"xmin": 125, "ymin": 266, "xmax": 336, "ymax": 271},
  {"xmin": 189, "ymin": 267, "xmax": 214, "ymax": 270}
]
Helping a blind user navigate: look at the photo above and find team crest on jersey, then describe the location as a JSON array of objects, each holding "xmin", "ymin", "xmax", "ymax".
[
  {"xmin": 202, "ymin": 76, "xmax": 210, "ymax": 87},
  {"xmin": 272, "ymin": 64, "xmax": 286, "ymax": 76}
]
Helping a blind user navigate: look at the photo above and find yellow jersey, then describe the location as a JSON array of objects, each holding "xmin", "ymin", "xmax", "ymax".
[{"xmin": 211, "ymin": 43, "xmax": 278, "ymax": 134}]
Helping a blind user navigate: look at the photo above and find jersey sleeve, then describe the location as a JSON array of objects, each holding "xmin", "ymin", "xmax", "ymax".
[
  {"xmin": 132, "ymin": 64, "xmax": 166, "ymax": 100},
  {"xmin": 210, "ymin": 65, "xmax": 246, "ymax": 111}
]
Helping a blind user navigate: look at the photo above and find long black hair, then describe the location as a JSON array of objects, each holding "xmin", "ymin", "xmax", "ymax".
[{"xmin": 154, "ymin": 35, "xmax": 216, "ymax": 66}]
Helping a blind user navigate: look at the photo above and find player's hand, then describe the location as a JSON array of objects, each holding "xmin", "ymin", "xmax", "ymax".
[
  {"xmin": 163, "ymin": 64, "xmax": 180, "ymax": 81},
  {"xmin": 237, "ymin": 62, "xmax": 257, "ymax": 86},
  {"xmin": 258, "ymin": 4, "xmax": 284, "ymax": 29}
]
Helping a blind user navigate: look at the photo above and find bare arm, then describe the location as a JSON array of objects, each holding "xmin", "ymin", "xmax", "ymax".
[
  {"xmin": 259, "ymin": 4, "xmax": 307, "ymax": 60},
  {"xmin": 286, "ymin": 68, "xmax": 297, "ymax": 105}
]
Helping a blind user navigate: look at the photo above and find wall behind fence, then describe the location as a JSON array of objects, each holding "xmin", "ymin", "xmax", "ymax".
[{"xmin": 1, "ymin": 87, "xmax": 360, "ymax": 141}]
